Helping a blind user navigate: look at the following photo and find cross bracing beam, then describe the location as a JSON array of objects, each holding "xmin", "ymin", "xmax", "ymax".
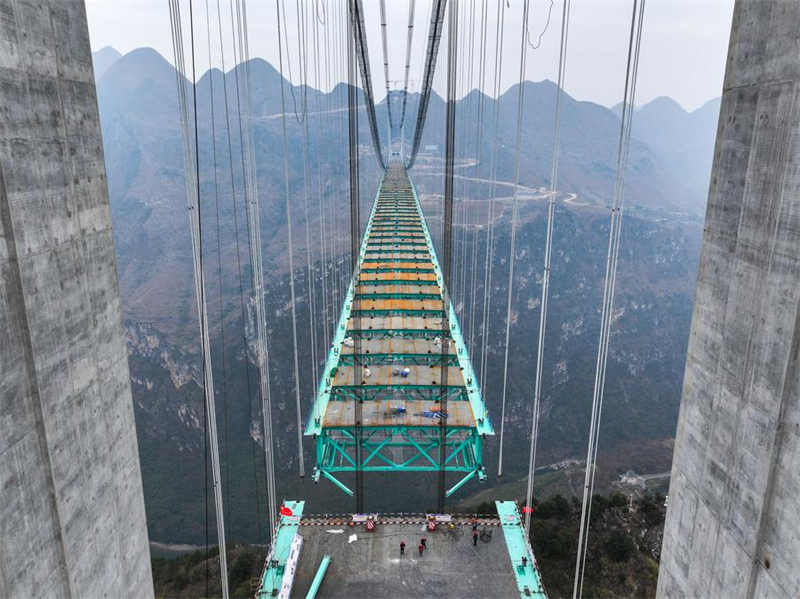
[
  {"xmin": 312, "ymin": 427, "xmax": 486, "ymax": 495},
  {"xmin": 337, "ymin": 353, "xmax": 461, "ymax": 367}
]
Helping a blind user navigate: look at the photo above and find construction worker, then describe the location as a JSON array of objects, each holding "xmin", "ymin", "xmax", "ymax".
[
  {"xmin": 400, "ymin": 541, "xmax": 405, "ymax": 556},
  {"xmin": 421, "ymin": 536, "xmax": 427, "ymax": 549},
  {"xmin": 418, "ymin": 543, "xmax": 424, "ymax": 557},
  {"xmin": 473, "ymin": 531, "xmax": 478, "ymax": 547}
]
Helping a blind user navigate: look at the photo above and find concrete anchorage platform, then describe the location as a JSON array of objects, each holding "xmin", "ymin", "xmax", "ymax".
[{"xmin": 255, "ymin": 501, "xmax": 546, "ymax": 599}]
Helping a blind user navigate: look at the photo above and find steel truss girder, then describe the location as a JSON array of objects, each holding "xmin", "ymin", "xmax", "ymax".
[
  {"xmin": 350, "ymin": 308, "xmax": 445, "ymax": 318},
  {"xmin": 360, "ymin": 267, "xmax": 435, "ymax": 274},
  {"xmin": 312, "ymin": 427, "xmax": 486, "ymax": 497},
  {"xmin": 366, "ymin": 241, "xmax": 426, "ymax": 246},
  {"xmin": 329, "ymin": 384, "xmax": 466, "ymax": 403},
  {"xmin": 354, "ymin": 292, "xmax": 442, "ymax": 301},
  {"xmin": 361, "ymin": 258, "xmax": 432, "ymax": 264},
  {"xmin": 357, "ymin": 279, "xmax": 438, "ymax": 286},
  {"xmin": 337, "ymin": 352, "xmax": 460, "ymax": 367},
  {"xmin": 346, "ymin": 328, "xmax": 450, "ymax": 340}
]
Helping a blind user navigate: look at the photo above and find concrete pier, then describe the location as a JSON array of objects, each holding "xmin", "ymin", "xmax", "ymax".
[
  {"xmin": 0, "ymin": 1, "xmax": 152, "ymax": 597},
  {"xmin": 658, "ymin": 1, "xmax": 800, "ymax": 597}
]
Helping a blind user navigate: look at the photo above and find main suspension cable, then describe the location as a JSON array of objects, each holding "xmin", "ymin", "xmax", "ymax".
[
  {"xmin": 398, "ymin": 0, "xmax": 417, "ymax": 131},
  {"xmin": 405, "ymin": 0, "xmax": 447, "ymax": 169},
  {"xmin": 350, "ymin": 0, "xmax": 387, "ymax": 168},
  {"xmin": 379, "ymin": 0, "xmax": 393, "ymax": 130}
]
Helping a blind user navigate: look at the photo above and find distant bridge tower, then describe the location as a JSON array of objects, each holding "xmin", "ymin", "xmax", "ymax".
[
  {"xmin": 0, "ymin": 1, "xmax": 152, "ymax": 597},
  {"xmin": 658, "ymin": 1, "xmax": 800, "ymax": 597}
]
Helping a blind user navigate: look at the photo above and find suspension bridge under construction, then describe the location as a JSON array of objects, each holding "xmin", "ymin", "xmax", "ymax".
[
  {"xmin": 4, "ymin": 0, "xmax": 800, "ymax": 599},
  {"xmin": 306, "ymin": 161, "xmax": 492, "ymax": 499},
  {"xmin": 246, "ymin": 161, "xmax": 548, "ymax": 597}
]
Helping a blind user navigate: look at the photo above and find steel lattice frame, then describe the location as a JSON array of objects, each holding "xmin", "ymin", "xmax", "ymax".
[{"xmin": 306, "ymin": 164, "xmax": 492, "ymax": 497}]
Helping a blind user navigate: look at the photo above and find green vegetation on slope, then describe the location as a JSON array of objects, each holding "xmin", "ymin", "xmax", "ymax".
[
  {"xmin": 466, "ymin": 492, "xmax": 666, "ymax": 599},
  {"xmin": 152, "ymin": 544, "xmax": 265, "ymax": 599}
]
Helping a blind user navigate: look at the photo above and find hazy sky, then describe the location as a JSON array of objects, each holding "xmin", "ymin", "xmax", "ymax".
[{"xmin": 86, "ymin": 0, "xmax": 734, "ymax": 112}]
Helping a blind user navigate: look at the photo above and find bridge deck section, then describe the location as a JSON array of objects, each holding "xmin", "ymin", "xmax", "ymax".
[{"xmin": 305, "ymin": 164, "xmax": 492, "ymax": 496}]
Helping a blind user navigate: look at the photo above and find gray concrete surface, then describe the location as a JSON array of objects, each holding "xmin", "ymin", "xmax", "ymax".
[
  {"xmin": 291, "ymin": 523, "xmax": 519, "ymax": 598},
  {"xmin": 0, "ymin": 1, "xmax": 153, "ymax": 597},
  {"xmin": 657, "ymin": 2, "xmax": 800, "ymax": 598}
]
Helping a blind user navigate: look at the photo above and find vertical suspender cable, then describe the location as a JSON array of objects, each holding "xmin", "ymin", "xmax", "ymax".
[
  {"xmin": 168, "ymin": 1, "xmax": 229, "ymax": 595},
  {"xmin": 314, "ymin": 3, "xmax": 331, "ymax": 354},
  {"xmin": 467, "ymin": 0, "xmax": 488, "ymax": 359},
  {"xmin": 456, "ymin": 0, "xmax": 475, "ymax": 316},
  {"xmin": 478, "ymin": 0, "xmax": 506, "ymax": 392},
  {"xmin": 204, "ymin": 0, "xmax": 233, "ymax": 541},
  {"xmin": 524, "ymin": 0, "xmax": 571, "ymax": 533},
  {"xmin": 211, "ymin": 0, "xmax": 273, "ymax": 540},
  {"xmin": 301, "ymin": 65, "xmax": 320, "ymax": 399},
  {"xmin": 275, "ymin": 0, "xmax": 307, "ymax": 479},
  {"xmin": 234, "ymin": 0, "xmax": 279, "ymax": 532},
  {"xmin": 497, "ymin": 0, "xmax": 531, "ymax": 478},
  {"xmin": 347, "ymin": 0, "xmax": 365, "ymax": 512},
  {"xmin": 438, "ymin": 0, "xmax": 458, "ymax": 514},
  {"xmin": 294, "ymin": 0, "xmax": 321, "ymax": 397},
  {"xmin": 572, "ymin": 2, "xmax": 646, "ymax": 597}
]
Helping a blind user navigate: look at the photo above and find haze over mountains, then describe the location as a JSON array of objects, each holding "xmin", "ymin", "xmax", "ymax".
[{"xmin": 94, "ymin": 47, "xmax": 718, "ymax": 543}]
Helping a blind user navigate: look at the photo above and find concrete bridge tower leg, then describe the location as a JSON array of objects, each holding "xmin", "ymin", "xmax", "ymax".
[
  {"xmin": 0, "ymin": 1, "xmax": 153, "ymax": 597},
  {"xmin": 658, "ymin": 2, "xmax": 800, "ymax": 598}
]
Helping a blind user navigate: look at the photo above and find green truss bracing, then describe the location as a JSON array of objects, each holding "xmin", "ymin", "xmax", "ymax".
[
  {"xmin": 354, "ymin": 292, "xmax": 443, "ymax": 301},
  {"xmin": 362, "ymin": 257, "xmax": 432, "ymax": 264},
  {"xmin": 366, "ymin": 241, "xmax": 428, "ymax": 246},
  {"xmin": 305, "ymin": 165, "xmax": 493, "ymax": 498},
  {"xmin": 357, "ymin": 279, "xmax": 438, "ymax": 286},
  {"xmin": 328, "ymin": 385, "xmax": 467, "ymax": 403},
  {"xmin": 312, "ymin": 428, "xmax": 486, "ymax": 497},
  {"xmin": 337, "ymin": 353, "xmax": 461, "ymax": 367},
  {"xmin": 360, "ymin": 267, "xmax": 435, "ymax": 273},
  {"xmin": 350, "ymin": 309, "xmax": 445, "ymax": 318},
  {"xmin": 346, "ymin": 328, "xmax": 451, "ymax": 339},
  {"xmin": 364, "ymin": 250, "xmax": 429, "ymax": 256}
]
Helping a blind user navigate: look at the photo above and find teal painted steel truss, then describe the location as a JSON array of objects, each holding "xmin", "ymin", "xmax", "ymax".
[
  {"xmin": 314, "ymin": 427, "xmax": 486, "ymax": 497},
  {"xmin": 305, "ymin": 164, "xmax": 493, "ymax": 498}
]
